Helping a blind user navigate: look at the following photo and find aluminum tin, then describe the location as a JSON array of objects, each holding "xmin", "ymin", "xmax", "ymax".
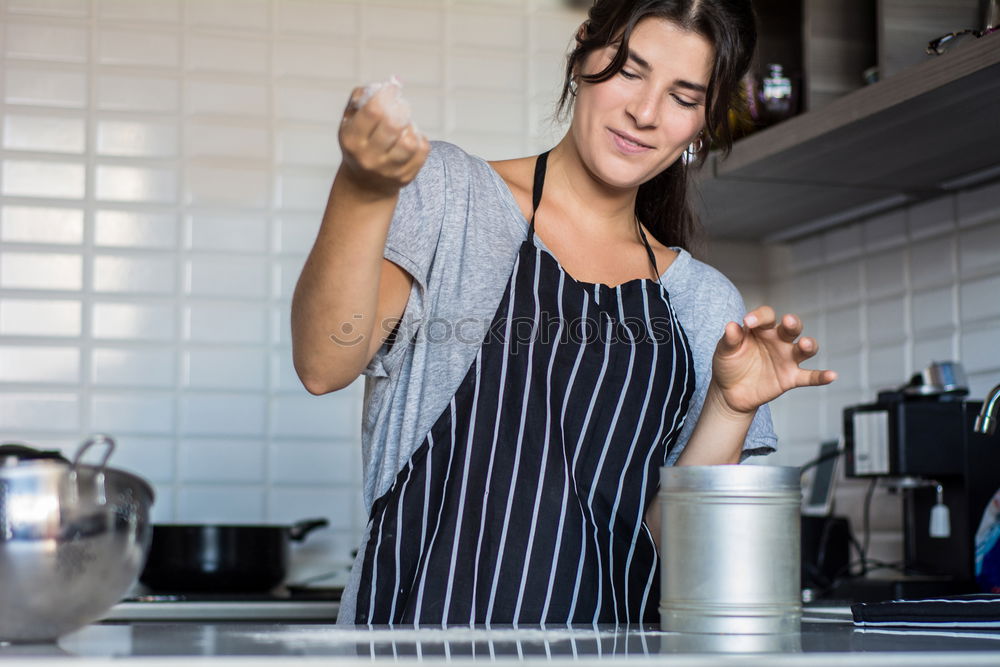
[{"xmin": 659, "ymin": 465, "xmax": 801, "ymax": 634}]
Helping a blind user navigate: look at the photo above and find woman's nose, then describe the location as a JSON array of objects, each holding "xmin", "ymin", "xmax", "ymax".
[{"xmin": 626, "ymin": 87, "xmax": 661, "ymax": 128}]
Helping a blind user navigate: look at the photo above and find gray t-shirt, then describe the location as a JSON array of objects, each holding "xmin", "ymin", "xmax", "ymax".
[{"xmin": 340, "ymin": 141, "xmax": 777, "ymax": 623}]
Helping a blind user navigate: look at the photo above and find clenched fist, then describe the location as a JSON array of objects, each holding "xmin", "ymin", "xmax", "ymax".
[{"xmin": 338, "ymin": 78, "xmax": 431, "ymax": 199}]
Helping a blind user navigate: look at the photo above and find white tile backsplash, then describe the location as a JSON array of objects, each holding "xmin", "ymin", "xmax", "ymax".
[
  {"xmin": 91, "ymin": 393, "xmax": 176, "ymax": 434},
  {"xmin": 184, "ymin": 213, "xmax": 269, "ymax": 253},
  {"xmin": 910, "ymin": 235, "xmax": 956, "ymax": 289},
  {"xmin": 96, "ymin": 120, "xmax": 179, "ymax": 158},
  {"xmin": 274, "ymin": 40, "xmax": 357, "ymax": 80},
  {"xmin": 185, "ymin": 301, "xmax": 268, "ymax": 344},
  {"xmin": 97, "ymin": 28, "xmax": 180, "ymax": 68},
  {"xmin": 0, "ymin": 298, "xmax": 81, "ymax": 337},
  {"xmin": 359, "ymin": 47, "xmax": 439, "ymax": 87},
  {"xmin": 0, "ymin": 392, "xmax": 80, "ymax": 430},
  {"xmin": 267, "ymin": 487, "xmax": 354, "ymax": 529},
  {"xmin": 94, "ymin": 210, "xmax": 178, "ymax": 249},
  {"xmin": 186, "ymin": 79, "xmax": 269, "ymax": 117},
  {"xmin": 184, "ymin": 34, "xmax": 270, "ymax": 75},
  {"xmin": 185, "ymin": 256, "xmax": 270, "ymax": 299},
  {"xmin": 272, "ymin": 83, "xmax": 346, "ymax": 122},
  {"xmin": 958, "ymin": 221, "xmax": 1000, "ymax": 277},
  {"xmin": 275, "ymin": 126, "xmax": 341, "ymax": 168},
  {"xmin": 176, "ymin": 485, "xmax": 266, "ymax": 523},
  {"xmin": 179, "ymin": 393, "xmax": 267, "ymax": 437},
  {"xmin": 3, "ymin": 114, "xmax": 86, "ymax": 154},
  {"xmin": 275, "ymin": 169, "xmax": 332, "ymax": 211},
  {"xmin": 96, "ymin": 164, "xmax": 178, "ymax": 203},
  {"xmin": 183, "ymin": 347, "xmax": 267, "ymax": 391},
  {"xmin": 863, "ymin": 248, "xmax": 906, "ymax": 299},
  {"xmin": 96, "ymin": 74, "xmax": 181, "ymax": 113},
  {"xmin": 912, "ymin": 286, "xmax": 955, "ymax": 334},
  {"xmin": 270, "ymin": 394, "xmax": 356, "ymax": 440},
  {"xmin": 2, "ymin": 159, "xmax": 85, "ymax": 199},
  {"xmin": 4, "ymin": 65, "xmax": 87, "ymax": 108},
  {"xmin": 178, "ymin": 438, "xmax": 266, "ymax": 483},
  {"xmin": 92, "ymin": 301, "xmax": 175, "ymax": 341},
  {"xmin": 185, "ymin": 0, "xmax": 270, "ymax": 31},
  {"xmin": 91, "ymin": 347, "xmax": 175, "ymax": 388},
  {"xmin": 184, "ymin": 121, "xmax": 269, "ymax": 161},
  {"xmin": 268, "ymin": 441, "xmax": 354, "ymax": 485},
  {"xmin": 92, "ymin": 254, "xmax": 176, "ymax": 294},
  {"xmin": 1, "ymin": 205, "xmax": 84, "ymax": 244},
  {"xmin": 273, "ymin": 214, "xmax": 320, "ymax": 254},
  {"xmin": 7, "ymin": 0, "xmax": 89, "ymax": 17},
  {"xmin": 866, "ymin": 297, "xmax": 906, "ymax": 346},
  {"xmin": 961, "ymin": 325, "xmax": 1000, "ymax": 374},
  {"xmin": 4, "ymin": 21, "xmax": 88, "ymax": 63},
  {"xmin": 451, "ymin": 10, "xmax": 525, "ymax": 50},
  {"xmin": 274, "ymin": 0, "xmax": 358, "ymax": 36},
  {"xmin": 106, "ymin": 435, "xmax": 176, "ymax": 484},
  {"xmin": 0, "ymin": 251, "xmax": 83, "ymax": 290},
  {"xmin": 98, "ymin": 0, "xmax": 180, "ymax": 22},
  {"xmin": 366, "ymin": 5, "xmax": 444, "ymax": 45},
  {"xmin": 960, "ymin": 273, "xmax": 1000, "ymax": 324},
  {"xmin": 185, "ymin": 165, "xmax": 271, "ymax": 208},
  {"xmin": 0, "ymin": 345, "xmax": 80, "ymax": 383}
]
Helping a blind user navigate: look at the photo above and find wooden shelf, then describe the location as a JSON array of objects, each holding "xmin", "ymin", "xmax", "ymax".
[{"xmin": 697, "ymin": 30, "xmax": 1000, "ymax": 241}]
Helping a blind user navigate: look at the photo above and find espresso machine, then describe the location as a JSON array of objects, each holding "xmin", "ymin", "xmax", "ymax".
[{"xmin": 841, "ymin": 364, "xmax": 1000, "ymax": 600}]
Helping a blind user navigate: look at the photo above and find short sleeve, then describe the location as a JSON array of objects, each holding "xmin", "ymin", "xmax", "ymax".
[{"xmin": 361, "ymin": 143, "xmax": 449, "ymax": 379}]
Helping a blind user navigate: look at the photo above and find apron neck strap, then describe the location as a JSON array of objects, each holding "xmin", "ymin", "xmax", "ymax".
[
  {"xmin": 527, "ymin": 150, "xmax": 549, "ymax": 239},
  {"xmin": 527, "ymin": 150, "xmax": 660, "ymax": 282}
]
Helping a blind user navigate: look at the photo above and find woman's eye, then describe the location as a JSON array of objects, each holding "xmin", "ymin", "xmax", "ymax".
[
  {"xmin": 672, "ymin": 95, "xmax": 699, "ymax": 109},
  {"xmin": 620, "ymin": 69, "xmax": 640, "ymax": 80}
]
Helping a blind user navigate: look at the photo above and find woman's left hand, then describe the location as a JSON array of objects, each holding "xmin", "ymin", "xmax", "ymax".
[{"xmin": 711, "ymin": 305, "xmax": 837, "ymax": 415}]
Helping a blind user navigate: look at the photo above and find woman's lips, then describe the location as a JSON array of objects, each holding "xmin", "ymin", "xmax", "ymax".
[{"xmin": 608, "ymin": 128, "xmax": 653, "ymax": 154}]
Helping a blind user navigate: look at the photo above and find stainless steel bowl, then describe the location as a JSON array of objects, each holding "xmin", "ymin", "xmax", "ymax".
[{"xmin": 0, "ymin": 435, "xmax": 154, "ymax": 642}]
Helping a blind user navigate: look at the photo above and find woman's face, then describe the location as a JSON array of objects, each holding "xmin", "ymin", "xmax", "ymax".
[{"xmin": 569, "ymin": 17, "xmax": 714, "ymax": 190}]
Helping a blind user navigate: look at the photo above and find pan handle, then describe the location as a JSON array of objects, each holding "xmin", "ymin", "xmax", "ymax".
[{"xmin": 289, "ymin": 518, "xmax": 329, "ymax": 541}]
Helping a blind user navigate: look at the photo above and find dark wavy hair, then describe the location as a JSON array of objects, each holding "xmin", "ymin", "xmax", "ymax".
[{"xmin": 556, "ymin": 0, "xmax": 757, "ymax": 253}]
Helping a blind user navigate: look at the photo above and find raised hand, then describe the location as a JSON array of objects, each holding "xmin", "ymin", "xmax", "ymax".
[
  {"xmin": 338, "ymin": 79, "xmax": 430, "ymax": 199},
  {"xmin": 710, "ymin": 305, "xmax": 837, "ymax": 415}
]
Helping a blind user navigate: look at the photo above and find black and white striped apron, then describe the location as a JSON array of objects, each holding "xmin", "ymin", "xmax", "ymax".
[{"xmin": 356, "ymin": 151, "xmax": 695, "ymax": 625}]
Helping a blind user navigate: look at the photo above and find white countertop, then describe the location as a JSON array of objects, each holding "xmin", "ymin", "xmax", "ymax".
[{"xmin": 4, "ymin": 609, "xmax": 1000, "ymax": 666}]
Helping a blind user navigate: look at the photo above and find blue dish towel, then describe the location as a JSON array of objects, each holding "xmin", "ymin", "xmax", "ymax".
[{"xmin": 852, "ymin": 594, "xmax": 1000, "ymax": 628}]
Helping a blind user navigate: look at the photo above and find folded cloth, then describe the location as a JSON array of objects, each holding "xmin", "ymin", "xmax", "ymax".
[{"xmin": 852, "ymin": 594, "xmax": 1000, "ymax": 628}]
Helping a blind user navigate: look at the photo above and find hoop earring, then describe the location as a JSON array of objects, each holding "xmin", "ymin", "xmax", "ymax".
[
  {"xmin": 687, "ymin": 134, "xmax": 704, "ymax": 154},
  {"xmin": 568, "ymin": 79, "xmax": 579, "ymax": 96}
]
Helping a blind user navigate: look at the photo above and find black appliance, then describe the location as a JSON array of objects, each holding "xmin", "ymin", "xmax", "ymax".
[{"xmin": 842, "ymin": 393, "xmax": 1000, "ymax": 598}]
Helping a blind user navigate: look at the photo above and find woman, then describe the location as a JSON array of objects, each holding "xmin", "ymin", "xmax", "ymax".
[{"xmin": 292, "ymin": 0, "xmax": 836, "ymax": 625}]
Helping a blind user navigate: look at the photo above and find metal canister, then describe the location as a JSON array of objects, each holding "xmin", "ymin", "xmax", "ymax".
[{"xmin": 659, "ymin": 465, "xmax": 801, "ymax": 634}]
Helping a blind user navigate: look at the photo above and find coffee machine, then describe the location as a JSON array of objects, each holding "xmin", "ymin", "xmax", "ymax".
[{"xmin": 842, "ymin": 367, "xmax": 1000, "ymax": 600}]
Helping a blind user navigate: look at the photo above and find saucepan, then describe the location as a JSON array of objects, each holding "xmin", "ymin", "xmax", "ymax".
[
  {"xmin": 139, "ymin": 517, "xmax": 329, "ymax": 592},
  {"xmin": 0, "ymin": 435, "xmax": 155, "ymax": 642}
]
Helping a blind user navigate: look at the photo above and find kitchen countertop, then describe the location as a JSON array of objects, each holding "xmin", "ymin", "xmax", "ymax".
[{"xmin": 4, "ymin": 608, "xmax": 1000, "ymax": 666}]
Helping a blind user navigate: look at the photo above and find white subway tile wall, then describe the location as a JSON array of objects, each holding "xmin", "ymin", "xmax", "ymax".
[
  {"xmin": 719, "ymin": 185, "xmax": 1000, "ymax": 566},
  {"xmin": 0, "ymin": 0, "xmax": 584, "ymax": 576}
]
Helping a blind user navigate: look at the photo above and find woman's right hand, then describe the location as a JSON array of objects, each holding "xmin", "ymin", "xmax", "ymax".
[{"xmin": 338, "ymin": 84, "xmax": 430, "ymax": 199}]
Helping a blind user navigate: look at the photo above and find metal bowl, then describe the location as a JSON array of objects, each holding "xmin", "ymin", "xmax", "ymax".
[{"xmin": 0, "ymin": 435, "xmax": 154, "ymax": 642}]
